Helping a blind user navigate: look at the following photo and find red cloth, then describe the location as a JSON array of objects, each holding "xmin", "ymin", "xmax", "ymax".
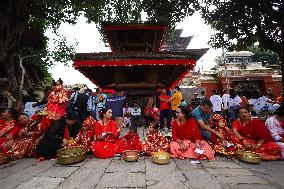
[
  {"xmin": 92, "ymin": 120, "xmax": 119, "ymax": 158},
  {"xmin": 232, "ymin": 119, "xmax": 274, "ymax": 142},
  {"xmin": 171, "ymin": 118, "xmax": 202, "ymax": 142},
  {"xmin": 116, "ymin": 133, "xmax": 142, "ymax": 153},
  {"xmin": 159, "ymin": 94, "xmax": 170, "ymax": 110},
  {"xmin": 0, "ymin": 120, "xmax": 21, "ymax": 154}
]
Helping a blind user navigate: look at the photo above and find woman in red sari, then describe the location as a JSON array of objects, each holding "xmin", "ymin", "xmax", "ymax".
[
  {"xmin": 169, "ymin": 106, "xmax": 214, "ymax": 160},
  {"xmin": 10, "ymin": 113, "xmax": 44, "ymax": 159},
  {"xmin": 92, "ymin": 108, "xmax": 121, "ymax": 158},
  {"xmin": 232, "ymin": 107, "xmax": 281, "ymax": 160},
  {"xmin": 0, "ymin": 108, "xmax": 20, "ymax": 155},
  {"xmin": 46, "ymin": 79, "xmax": 68, "ymax": 120}
]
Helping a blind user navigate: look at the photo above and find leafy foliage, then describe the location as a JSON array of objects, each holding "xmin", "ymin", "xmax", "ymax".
[{"xmin": 247, "ymin": 45, "xmax": 280, "ymax": 65}]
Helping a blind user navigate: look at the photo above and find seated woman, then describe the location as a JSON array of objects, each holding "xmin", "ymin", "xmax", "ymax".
[
  {"xmin": 35, "ymin": 111, "xmax": 80, "ymax": 159},
  {"xmin": 232, "ymin": 107, "xmax": 281, "ymax": 160},
  {"xmin": 169, "ymin": 106, "xmax": 214, "ymax": 160},
  {"xmin": 209, "ymin": 113, "xmax": 243, "ymax": 157},
  {"xmin": 265, "ymin": 106, "xmax": 284, "ymax": 160},
  {"xmin": 0, "ymin": 108, "xmax": 20, "ymax": 155},
  {"xmin": 116, "ymin": 125, "xmax": 142, "ymax": 153},
  {"xmin": 68, "ymin": 115, "xmax": 96, "ymax": 151},
  {"xmin": 10, "ymin": 113, "xmax": 44, "ymax": 159},
  {"xmin": 142, "ymin": 118, "xmax": 168, "ymax": 156},
  {"xmin": 92, "ymin": 108, "xmax": 121, "ymax": 158}
]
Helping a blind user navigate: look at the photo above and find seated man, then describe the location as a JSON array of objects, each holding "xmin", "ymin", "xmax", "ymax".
[
  {"xmin": 130, "ymin": 101, "xmax": 142, "ymax": 127},
  {"xmin": 191, "ymin": 99, "xmax": 224, "ymax": 140}
]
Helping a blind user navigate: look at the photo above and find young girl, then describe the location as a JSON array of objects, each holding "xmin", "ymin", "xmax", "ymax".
[
  {"xmin": 116, "ymin": 125, "xmax": 142, "ymax": 153},
  {"xmin": 142, "ymin": 119, "xmax": 168, "ymax": 156}
]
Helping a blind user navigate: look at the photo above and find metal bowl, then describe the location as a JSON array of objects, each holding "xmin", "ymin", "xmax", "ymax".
[
  {"xmin": 123, "ymin": 150, "xmax": 139, "ymax": 162},
  {"xmin": 237, "ymin": 151, "xmax": 261, "ymax": 164},
  {"xmin": 0, "ymin": 153, "xmax": 10, "ymax": 165},
  {"xmin": 151, "ymin": 151, "xmax": 170, "ymax": 165},
  {"xmin": 57, "ymin": 146, "xmax": 87, "ymax": 165}
]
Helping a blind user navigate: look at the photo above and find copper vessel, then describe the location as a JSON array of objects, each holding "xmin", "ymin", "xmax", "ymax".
[
  {"xmin": 151, "ymin": 151, "xmax": 170, "ymax": 165},
  {"xmin": 237, "ymin": 151, "xmax": 261, "ymax": 164},
  {"xmin": 57, "ymin": 146, "xmax": 87, "ymax": 165},
  {"xmin": 0, "ymin": 153, "xmax": 10, "ymax": 165},
  {"xmin": 123, "ymin": 150, "xmax": 139, "ymax": 162}
]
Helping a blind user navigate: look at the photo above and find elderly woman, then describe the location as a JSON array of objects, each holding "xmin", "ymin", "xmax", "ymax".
[
  {"xmin": 232, "ymin": 107, "xmax": 281, "ymax": 160},
  {"xmin": 92, "ymin": 108, "xmax": 121, "ymax": 158},
  {"xmin": 169, "ymin": 106, "xmax": 214, "ymax": 160},
  {"xmin": 0, "ymin": 108, "xmax": 20, "ymax": 155},
  {"xmin": 10, "ymin": 113, "xmax": 44, "ymax": 159},
  {"xmin": 265, "ymin": 106, "xmax": 284, "ymax": 160}
]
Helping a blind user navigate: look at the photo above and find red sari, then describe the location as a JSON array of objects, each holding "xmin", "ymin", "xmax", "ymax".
[
  {"xmin": 47, "ymin": 85, "xmax": 68, "ymax": 120},
  {"xmin": 68, "ymin": 116, "xmax": 96, "ymax": 151},
  {"xmin": 232, "ymin": 118, "xmax": 281, "ymax": 160},
  {"xmin": 116, "ymin": 133, "xmax": 142, "ymax": 153},
  {"xmin": 10, "ymin": 119, "xmax": 43, "ymax": 159},
  {"xmin": 92, "ymin": 120, "xmax": 120, "ymax": 158},
  {"xmin": 142, "ymin": 130, "xmax": 168, "ymax": 155},
  {"xmin": 0, "ymin": 119, "xmax": 21, "ymax": 154},
  {"xmin": 170, "ymin": 118, "xmax": 214, "ymax": 160}
]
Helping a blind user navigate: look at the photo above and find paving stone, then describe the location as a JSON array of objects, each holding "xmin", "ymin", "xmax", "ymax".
[
  {"xmin": 37, "ymin": 166, "xmax": 79, "ymax": 178},
  {"xmin": 202, "ymin": 160, "xmax": 243, "ymax": 169},
  {"xmin": 35, "ymin": 160, "xmax": 57, "ymax": 167},
  {"xmin": 206, "ymin": 168, "xmax": 253, "ymax": 176},
  {"xmin": 0, "ymin": 165, "xmax": 50, "ymax": 189},
  {"xmin": 106, "ymin": 158, "xmax": 145, "ymax": 173},
  {"xmin": 174, "ymin": 158, "xmax": 203, "ymax": 170},
  {"xmin": 15, "ymin": 176, "xmax": 64, "ymax": 189},
  {"xmin": 81, "ymin": 157, "xmax": 112, "ymax": 169},
  {"xmin": 95, "ymin": 172, "xmax": 146, "ymax": 188},
  {"xmin": 182, "ymin": 169, "xmax": 223, "ymax": 189},
  {"xmin": 0, "ymin": 158, "xmax": 37, "ymax": 180},
  {"xmin": 230, "ymin": 184, "xmax": 279, "ymax": 189},
  {"xmin": 216, "ymin": 175, "xmax": 268, "ymax": 185},
  {"xmin": 0, "ymin": 162, "xmax": 13, "ymax": 169}
]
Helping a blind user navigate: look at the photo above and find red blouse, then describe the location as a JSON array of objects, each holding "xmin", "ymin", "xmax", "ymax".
[
  {"xmin": 172, "ymin": 118, "xmax": 202, "ymax": 142},
  {"xmin": 232, "ymin": 118, "xmax": 273, "ymax": 142},
  {"xmin": 94, "ymin": 120, "xmax": 119, "ymax": 141}
]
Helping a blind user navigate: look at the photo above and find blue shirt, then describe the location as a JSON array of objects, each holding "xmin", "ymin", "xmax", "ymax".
[{"xmin": 191, "ymin": 106, "xmax": 211, "ymax": 123}]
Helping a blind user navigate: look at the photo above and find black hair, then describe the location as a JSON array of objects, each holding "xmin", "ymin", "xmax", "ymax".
[
  {"xmin": 178, "ymin": 106, "xmax": 191, "ymax": 119},
  {"xmin": 237, "ymin": 107, "xmax": 249, "ymax": 114},
  {"xmin": 99, "ymin": 107, "xmax": 111, "ymax": 119},
  {"xmin": 200, "ymin": 99, "xmax": 213, "ymax": 107},
  {"xmin": 229, "ymin": 89, "xmax": 237, "ymax": 98},
  {"xmin": 211, "ymin": 90, "xmax": 217, "ymax": 94},
  {"xmin": 7, "ymin": 108, "xmax": 19, "ymax": 121},
  {"xmin": 17, "ymin": 113, "xmax": 29, "ymax": 122},
  {"xmin": 274, "ymin": 106, "xmax": 284, "ymax": 117},
  {"xmin": 174, "ymin": 86, "xmax": 180, "ymax": 91},
  {"xmin": 66, "ymin": 111, "xmax": 78, "ymax": 120},
  {"xmin": 201, "ymin": 90, "xmax": 206, "ymax": 95},
  {"xmin": 129, "ymin": 125, "xmax": 137, "ymax": 133}
]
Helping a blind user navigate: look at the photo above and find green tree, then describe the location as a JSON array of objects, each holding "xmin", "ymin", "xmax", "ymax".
[
  {"xmin": 198, "ymin": 0, "xmax": 284, "ymax": 95},
  {"xmin": 247, "ymin": 45, "xmax": 279, "ymax": 65}
]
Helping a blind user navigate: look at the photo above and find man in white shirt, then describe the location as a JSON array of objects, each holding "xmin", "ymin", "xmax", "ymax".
[
  {"xmin": 222, "ymin": 89, "xmax": 230, "ymax": 110},
  {"xmin": 210, "ymin": 90, "xmax": 222, "ymax": 114}
]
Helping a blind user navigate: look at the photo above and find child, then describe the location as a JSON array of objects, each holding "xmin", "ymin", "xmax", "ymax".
[
  {"xmin": 116, "ymin": 125, "xmax": 142, "ymax": 153},
  {"xmin": 142, "ymin": 120, "xmax": 168, "ymax": 156}
]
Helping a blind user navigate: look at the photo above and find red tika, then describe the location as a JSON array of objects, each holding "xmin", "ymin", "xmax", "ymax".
[
  {"xmin": 170, "ymin": 119, "xmax": 214, "ymax": 160},
  {"xmin": 142, "ymin": 131, "xmax": 168, "ymax": 155},
  {"xmin": 0, "ymin": 119, "xmax": 21, "ymax": 154},
  {"xmin": 92, "ymin": 120, "xmax": 120, "ymax": 158},
  {"xmin": 232, "ymin": 118, "xmax": 281, "ymax": 160}
]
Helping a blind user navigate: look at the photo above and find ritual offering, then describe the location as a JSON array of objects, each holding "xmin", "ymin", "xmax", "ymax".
[
  {"xmin": 57, "ymin": 146, "xmax": 87, "ymax": 165},
  {"xmin": 151, "ymin": 151, "xmax": 170, "ymax": 165},
  {"xmin": 122, "ymin": 150, "xmax": 139, "ymax": 162},
  {"xmin": 237, "ymin": 151, "xmax": 261, "ymax": 164}
]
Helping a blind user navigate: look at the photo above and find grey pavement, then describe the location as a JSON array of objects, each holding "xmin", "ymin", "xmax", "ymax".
[{"xmin": 0, "ymin": 128, "xmax": 283, "ymax": 189}]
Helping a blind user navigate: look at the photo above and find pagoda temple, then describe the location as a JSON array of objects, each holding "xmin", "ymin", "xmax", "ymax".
[{"xmin": 73, "ymin": 23, "xmax": 208, "ymax": 103}]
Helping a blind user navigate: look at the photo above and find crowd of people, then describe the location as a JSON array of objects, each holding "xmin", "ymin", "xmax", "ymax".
[{"xmin": 0, "ymin": 79, "xmax": 283, "ymax": 164}]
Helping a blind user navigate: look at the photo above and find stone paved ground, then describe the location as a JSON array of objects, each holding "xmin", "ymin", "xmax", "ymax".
[{"xmin": 0, "ymin": 128, "xmax": 283, "ymax": 189}]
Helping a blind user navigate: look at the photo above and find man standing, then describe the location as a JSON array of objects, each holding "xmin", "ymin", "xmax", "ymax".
[
  {"xmin": 210, "ymin": 90, "xmax": 222, "ymax": 114},
  {"xmin": 191, "ymin": 99, "xmax": 224, "ymax": 140},
  {"xmin": 159, "ymin": 88, "xmax": 171, "ymax": 130},
  {"xmin": 95, "ymin": 88, "xmax": 107, "ymax": 120},
  {"xmin": 190, "ymin": 92, "xmax": 200, "ymax": 109},
  {"xmin": 130, "ymin": 101, "xmax": 142, "ymax": 128},
  {"xmin": 168, "ymin": 86, "xmax": 182, "ymax": 118}
]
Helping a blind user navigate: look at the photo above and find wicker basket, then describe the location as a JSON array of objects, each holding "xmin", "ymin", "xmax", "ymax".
[
  {"xmin": 123, "ymin": 150, "xmax": 139, "ymax": 162},
  {"xmin": 237, "ymin": 151, "xmax": 261, "ymax": 164},
  {"xmin": 0, "ymin": 153, "xmax": 10, "ymax": 165},
  {"xmin": 151, "ymin": 151, "xmax": 170, "ymax": 165},
  {"xmin": 57, "ymin": 146, "xmax": 87, "ymax": 165}
]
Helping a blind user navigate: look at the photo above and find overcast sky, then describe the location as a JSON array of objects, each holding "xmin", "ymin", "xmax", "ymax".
[{"xmin": 47, "ymin": 12, "xmax": 222, "ymax": 89}]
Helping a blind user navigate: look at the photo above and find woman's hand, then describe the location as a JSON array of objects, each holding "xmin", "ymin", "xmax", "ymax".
[
  {"xmin": 62, "ymin": 139, "xmax": 68, "ymax": 146},
  {"xmin": 179, "ymin": 142, "xmax": 187, "ymax": 151},
  {"xmin": 195, "ymin": 140, "xmax": 202, "ymax": 149}
]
